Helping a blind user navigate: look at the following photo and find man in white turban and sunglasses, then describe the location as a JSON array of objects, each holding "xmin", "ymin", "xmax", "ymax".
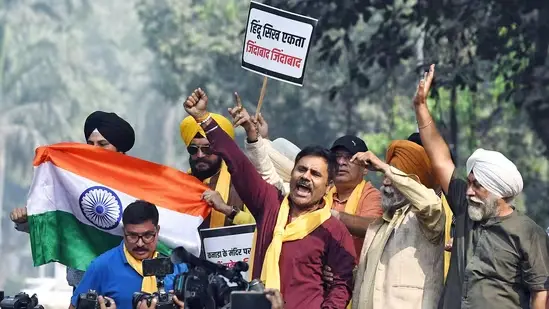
[{"xmin": 414, "ymin": 64, "xmax": 549, "ymax": 309}]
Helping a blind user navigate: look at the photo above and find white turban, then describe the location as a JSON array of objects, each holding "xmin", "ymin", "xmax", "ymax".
[
  {"xmin": 466, "ymin": 148, "xmax": 523, "ymax": 199},
  {"xmin": 271, "ymin": 138, "xmax": 300, "ymax": 162},
  {"xmin": 267, "ymin": 138, "xmax": 301, "ymax": 183}
]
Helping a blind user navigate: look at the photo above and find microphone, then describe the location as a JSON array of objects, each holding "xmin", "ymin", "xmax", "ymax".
[{"xmin": 171, "ymin": 246, "xmax": 249, "ymax": 284}]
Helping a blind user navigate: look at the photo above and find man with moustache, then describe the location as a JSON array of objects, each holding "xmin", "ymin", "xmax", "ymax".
[
  {"xmin": 351, "ymin": 141, "xmax": 445, "ymax": 309},
  {"xmin": 69, "ymin": 201, "xmax": 188, "ymax": 309},
  {"xmin": 182, "ymin": 88, "xmax": 356, "ymax": 309},
  {"xmin": 180, "ymin": 114, "xmax": 255, "ymax": 228},
  {"xmin": 415, "ymin": 65, "xmax": 549, "ymax": 309},
  {"xmin": 329, "ymin": 136, "xmax": 382, "ymax": 256},
  {"xmin": 11, "ymin": 110, "xmax": 136, "ymax": 290}
]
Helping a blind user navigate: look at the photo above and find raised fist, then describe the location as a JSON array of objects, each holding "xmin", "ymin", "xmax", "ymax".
[{"xmin": 183, "ymin": 88, "xmax": 209, "ymax": 120}]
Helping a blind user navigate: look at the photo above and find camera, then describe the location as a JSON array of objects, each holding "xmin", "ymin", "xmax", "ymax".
[
  {"xmin": 0, "ymin": 292, "xmax": 43, "ymax": 309},
  {"xmin": 170, "ymin": 246, "xmax": 265, "ymax": 309},
  {"xmin": 132, "ymin": 257, "xmax": 178, "ymax": 309},
  {"xmin": 76, "ymin": 290, "xmax": 111, "ymax": 309}
]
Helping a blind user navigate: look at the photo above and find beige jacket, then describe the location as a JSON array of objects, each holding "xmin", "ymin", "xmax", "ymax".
[
  {"xmin": 244, "ymin": 136, "xmax": 293, "ymax": 194},
  {"xmin": 352, "ymin": 166, "xmax": 445, "ymax": 309}
]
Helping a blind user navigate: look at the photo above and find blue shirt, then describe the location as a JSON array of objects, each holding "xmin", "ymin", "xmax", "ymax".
[{"xmin": 71, "ymin": 242, "xmax": 188, "ymax": 309}]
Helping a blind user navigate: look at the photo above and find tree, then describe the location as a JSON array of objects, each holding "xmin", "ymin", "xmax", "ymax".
[
  {"xmin": 264, "ymin": 0, "xmax": 549, "ymax": 156},
  {"xmin": 136, "ymin": 0, "xmax": 361, "ymax": 154}
]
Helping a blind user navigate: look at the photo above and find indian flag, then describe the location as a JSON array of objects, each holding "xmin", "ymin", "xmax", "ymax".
[{"xmin": 27, "ymin": 143, "xmax": 210, "ymax": 271}]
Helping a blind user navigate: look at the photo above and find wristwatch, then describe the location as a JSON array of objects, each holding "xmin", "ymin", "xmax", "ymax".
[{"xmin": 227, "ymin": 206, "xmax": 240, "ymax": 221}]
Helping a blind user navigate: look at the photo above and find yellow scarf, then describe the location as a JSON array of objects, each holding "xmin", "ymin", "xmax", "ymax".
[
  {"xmin": 442, "ymin": 194, "xmax": 453, "ymax": 282},
  {"xmin": 328, "ymin": 181, "xmax": 365, "ymax": 309},
  {"xmin": 188, "ymin": 161, "xmax": 232, "ymax": 228},
  {"xmin": 260, "ymin": 195, "xmax": 332, "ymax": 290},
  {"xmin": 123, "ymin": 244, "xmax": 159, "ymax": 293},
  {"xmin": 328, "ymin": 180, "xmax": 366, "ymax": 214}
]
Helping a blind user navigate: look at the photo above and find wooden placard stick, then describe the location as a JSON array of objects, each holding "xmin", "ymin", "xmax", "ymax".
[{"xmin": 255, "ymin": 76, "xmax": 268, "ymax": 117}]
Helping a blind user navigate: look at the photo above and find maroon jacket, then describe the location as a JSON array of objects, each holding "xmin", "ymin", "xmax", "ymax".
[{"xmin": 204, "ymin": 119, "xmax": 356, "ymax": 309}]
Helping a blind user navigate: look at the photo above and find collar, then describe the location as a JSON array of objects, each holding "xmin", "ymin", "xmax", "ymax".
[
  {"xmin": 479, "ymin": 208, "xmax": 517, "ymax": 226},
  {"xmin": 118, "ymin": 241, "xmax": 130, "ymax": 265},
  {"xmin": 332, "ymin": 181, "xmax": 368, "ymax": 203},
  {"xmin": 333, "ymin": 193, "xmax": 347, "ymax": 204}
]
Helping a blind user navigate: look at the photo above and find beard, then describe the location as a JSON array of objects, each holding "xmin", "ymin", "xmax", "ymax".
[
  {"xmin": 380, "ymin": 185, "xmax": 408, "ymax": 213},
  {"xmin": 467, "ymin": 194, "xmax": 499, "ymax": 221},
  {"xmin": 189, "ymin": 156, "xmax": 222, "ymax": 181}
]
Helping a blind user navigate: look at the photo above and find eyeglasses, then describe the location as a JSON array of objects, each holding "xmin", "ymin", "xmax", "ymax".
[
  {"xmin": 187, "ymin": 145, "xmax": 213, "ymax": 156},
  {"xmin": 124, "ymin": 232, "xmax": 157, "ymax": 244}
]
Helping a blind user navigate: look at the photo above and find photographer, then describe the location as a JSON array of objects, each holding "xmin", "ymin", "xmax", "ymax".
[{"xmin": 69, "ymin": 201, "xmax": 189, "ymax": 309}]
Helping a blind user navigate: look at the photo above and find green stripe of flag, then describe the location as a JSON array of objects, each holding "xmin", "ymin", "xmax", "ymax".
[{"xmin": 29, "ymin": 211, "xmax": 172, "ymax": 271}]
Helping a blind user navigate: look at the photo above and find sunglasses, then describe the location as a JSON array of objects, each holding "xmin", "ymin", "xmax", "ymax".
[{"xmin": 187, "ymin": 145, "xmax": 213, "ymax": 156}]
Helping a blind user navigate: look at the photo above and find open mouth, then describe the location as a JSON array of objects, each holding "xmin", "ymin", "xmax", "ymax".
[{"xmin": 295, "ymin": 183, "xmax": 312, "ymax": 197}]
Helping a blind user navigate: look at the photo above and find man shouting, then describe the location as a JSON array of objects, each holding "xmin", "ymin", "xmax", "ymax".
[{"xmin": 182, "ymin": 88, "xmax": 356, "ymax": 309}]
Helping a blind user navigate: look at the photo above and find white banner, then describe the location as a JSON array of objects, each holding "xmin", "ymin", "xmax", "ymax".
[
  {"xmin": 200, "ymin": 224, "xmax": 256, "ymax": 281},
  {"xmin": 241, "ymin": 1, "xmax": 317, "ymax": 86}
]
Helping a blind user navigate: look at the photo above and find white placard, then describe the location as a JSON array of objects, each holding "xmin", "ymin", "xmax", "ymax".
[
  {"xmin": 241, "ymin": 1, "xmax": 318, "ymax": 86},
  {"xmin": 200, "ymin": 224, "xmax": 256, "ymax": 282}
]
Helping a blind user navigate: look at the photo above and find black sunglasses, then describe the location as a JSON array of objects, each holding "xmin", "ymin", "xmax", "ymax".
[{"xmin": 187, "ymin": 145, "xmax": 213, "ymax": 156}]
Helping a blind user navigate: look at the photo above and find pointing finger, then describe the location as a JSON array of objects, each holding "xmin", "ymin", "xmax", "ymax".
[{"xmin": 234, "ymin": 92, "xmax": 242, "ymax": 108}]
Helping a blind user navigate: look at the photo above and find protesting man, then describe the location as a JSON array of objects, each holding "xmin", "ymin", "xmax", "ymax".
[
  {"xmin": 183, "ymin": 88, "xmax": 356, "ymax": 309},
  {"xmin": 329, "ymin": 135, "xmax": 382, "ymax": 255},
  {"xmin": 230, "ymin": 106, "xmax": 381, "ymax": 258},
  {"xmin": 11, "ymin": 110, "xmax": 136, "ymax": 290},
  {"xmin": 408, "ymin": 132, "xmax": 455, "ymax": 280},
  {"xmin": 70, "ymin": 200, "xmax": 188, "ymax": 309},
  {"xmin": 180, "ymin": 114, "xmax": 254, "ymax": 228},
  {"xmin": 415, "ymin": 64, "xmax": 549, "ymax": 309},
  {"xmin": 351, "ymin": 141, "xmax": 445, "ymax": 309}
]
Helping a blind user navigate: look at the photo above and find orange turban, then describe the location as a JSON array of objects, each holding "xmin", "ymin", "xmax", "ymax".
[
  {"xmin": 386, "ymin": 140, "xmax": 436, "ymax": 189},
  {"xmin": 179, "ymin": 114, "xmax": 235, "ymax": 146}
]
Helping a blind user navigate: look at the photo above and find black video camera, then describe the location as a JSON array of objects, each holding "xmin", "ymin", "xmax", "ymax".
[
  {"xmin": 0, "ymin": 292, "xmax": 43, "ymax": 309},
  {"xmin": 170, "ymin": 247, "xmax": 265, "ymax": 309},
  {"xmin": 76, "ymin": 290, "xmax": 111, "ymax": 309},
  {"xmin": 132, "ymin": 257, "xmax": 178, "ymax": 309}
]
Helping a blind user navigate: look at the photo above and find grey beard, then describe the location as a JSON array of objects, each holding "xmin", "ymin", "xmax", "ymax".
[
  {"xmin": 381, "ymin": 186, "xmax": 408, "ymax": 213},
  {"xmin": 467, "ymin": 195, "xmax": 499, "ymax": 221}
]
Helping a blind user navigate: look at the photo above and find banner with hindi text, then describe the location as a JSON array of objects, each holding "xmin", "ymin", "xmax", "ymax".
[
  {"xmin": 200, "ymin": 224, "xmax": 256, "ymax": 282},
  {"xmin": 241, "ymin": 1, "xmax": 317, "ymax": 86}
]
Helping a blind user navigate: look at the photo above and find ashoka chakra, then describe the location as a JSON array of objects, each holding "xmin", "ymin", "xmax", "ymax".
[{"xmin": 79, "ymin": 186, "xmax": 123, "ymax": 230}]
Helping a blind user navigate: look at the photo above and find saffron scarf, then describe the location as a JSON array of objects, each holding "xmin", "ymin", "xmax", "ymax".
[
  {"xmin": 328, "ymin": 180, "xmax": 366, "ymax": 214},
  {"xmin": 188, "ymin": 161, "xmax": 232, "ymax": 228},
  {"xmin": 123, "ymin": 244, "xmax": 159, "ymax": 293},
  {"xmin": 260, "ymin": 195, "xmax": 332, "ymax": 290}
]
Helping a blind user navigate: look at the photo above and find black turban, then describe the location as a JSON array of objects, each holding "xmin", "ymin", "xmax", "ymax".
[
  {"xmin": 407, "ymin": 132, "xmax": 457, "ymax": 164},
  {"xmin": 407, "ymin": 133, "xmax": 423, "ymax": 146},
  {"xmin": 84, "ymin": 111, "xmax": 135, "ymax": 153}
]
